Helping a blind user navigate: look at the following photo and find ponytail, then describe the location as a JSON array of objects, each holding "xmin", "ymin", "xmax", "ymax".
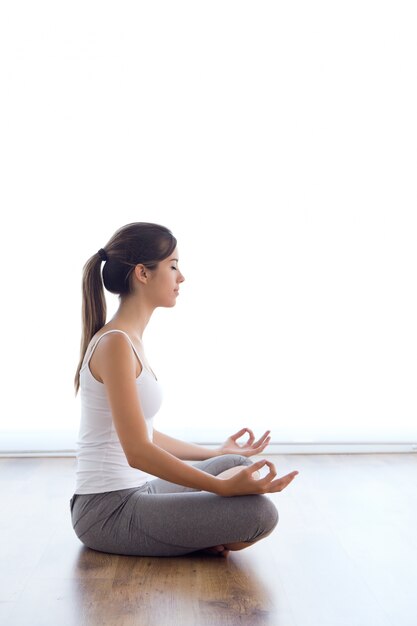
[{"xmin": 74, "ymin": 253, "xmax": 107, "ymax": 394}]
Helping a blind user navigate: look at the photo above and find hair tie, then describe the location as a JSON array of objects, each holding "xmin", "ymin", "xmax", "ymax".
[{"xmin": 98, "ymin": 248, "xmax": 108, "ymax": 262}]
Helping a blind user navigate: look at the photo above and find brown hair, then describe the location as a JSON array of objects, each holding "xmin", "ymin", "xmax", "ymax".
[{"xmin": 74, "ymin": 222, "xmax": 177, "ymax": 395}]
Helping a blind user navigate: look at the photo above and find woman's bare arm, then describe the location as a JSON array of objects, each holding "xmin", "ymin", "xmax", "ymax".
[{"xmin": 152, "ymin": 429, "xmax": 220, "ymax": 461}]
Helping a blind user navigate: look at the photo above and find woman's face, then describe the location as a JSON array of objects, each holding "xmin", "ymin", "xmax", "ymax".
[{"xmin": 144, "ymin": 246, "xmax": 185, "ymax": 307}]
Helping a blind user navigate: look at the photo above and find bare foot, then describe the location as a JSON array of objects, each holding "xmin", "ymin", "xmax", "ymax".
[
  {"xmin": 200, "ymin": 545, "xmax": 231, "ymax": 557},
  {"xmin": 217, "ymin": 466, "xmax": 260, "ymax": 480}
]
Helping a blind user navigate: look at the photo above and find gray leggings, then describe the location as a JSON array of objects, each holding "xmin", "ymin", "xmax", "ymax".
[{"xmin": 69, "ymin": 454, "xmax": 279, "ymax": 557}]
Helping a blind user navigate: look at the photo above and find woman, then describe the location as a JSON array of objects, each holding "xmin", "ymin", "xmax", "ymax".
[{"xmin": 70, "ymin": 222, "xmax": 298, "ymax": 557}]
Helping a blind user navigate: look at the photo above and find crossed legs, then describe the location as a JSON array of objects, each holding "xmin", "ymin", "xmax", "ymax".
[
  {"xmin": 71, "ymin": 455, "xmax": 279, "ymax": 557},
  {"xmin": 142, "ymin": 454, "xmax": 278, "ymax": 557}
]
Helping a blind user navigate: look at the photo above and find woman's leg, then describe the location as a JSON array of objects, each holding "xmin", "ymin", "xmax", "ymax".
[
  {"xmin": 70, "ymin": 454, "xmax": 278, "ymax": 558},
  {"xmin": 71, "ymin": 485, "xmax": 279, "ymax": 557}
]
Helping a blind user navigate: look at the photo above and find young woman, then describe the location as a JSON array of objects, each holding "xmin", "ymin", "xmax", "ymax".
[{"xmin": 70, "ymin": 222, "xmax": 298, "ymax": 557}]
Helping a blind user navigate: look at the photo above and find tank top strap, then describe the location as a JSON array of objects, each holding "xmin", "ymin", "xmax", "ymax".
[{"xmin": 84, "ymin": 329, "xmax": 144, "ymax": 369}]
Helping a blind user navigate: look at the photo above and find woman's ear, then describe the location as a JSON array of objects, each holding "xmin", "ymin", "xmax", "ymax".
[{"xmin": 134, "ymin": 264, "xmax": 148, "ymax": 283}]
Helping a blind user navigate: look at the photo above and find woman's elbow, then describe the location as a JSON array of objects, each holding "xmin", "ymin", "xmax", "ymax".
[{"xmin": 126, "ymin": 442, "xmax": 154, "ymax": 470}]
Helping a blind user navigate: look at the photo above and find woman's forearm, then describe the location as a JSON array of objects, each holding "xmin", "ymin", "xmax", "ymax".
[
  {"xmin": 129, "ymin": 441, "xmax": 225, "ymax": 494},
  {"xmin": 152, "ymin": 429, "xmax": 221, "ymax": 460}
]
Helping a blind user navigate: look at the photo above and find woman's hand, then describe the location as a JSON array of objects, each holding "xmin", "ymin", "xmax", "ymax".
[
  {"xmin": 217, "ymin": 459, "xmax": 298, "ymax": 497},
  {"xmin": 217, "ymin": 428, "xmax": 271, "ymax": 457}
]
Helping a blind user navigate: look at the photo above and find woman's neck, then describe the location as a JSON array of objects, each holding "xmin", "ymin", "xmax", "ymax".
[{"xmin": 110, "ymin": 297, "xmax": 154, "ymax": 341}]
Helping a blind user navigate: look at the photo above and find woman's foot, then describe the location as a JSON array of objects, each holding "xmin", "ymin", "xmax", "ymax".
[
  {"xmin": 216, "ymin": 466, "xmax": 260, "ymax": 480},
  {"xmin": 200, "ymin": 545, "xmax": 231, "ymax": 557}
]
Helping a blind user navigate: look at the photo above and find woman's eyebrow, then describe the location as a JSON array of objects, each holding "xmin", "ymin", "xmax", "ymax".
[{"xmin": 170, "ymin": 258, "xmax": 179, "ymax": 262}]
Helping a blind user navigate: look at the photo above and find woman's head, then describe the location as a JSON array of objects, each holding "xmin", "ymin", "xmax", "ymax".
[
  {"xmin": 74, "ymin": 222, "xmax": 180, "ymax": 394},
  {"xmin": 101, "ymin": 222, "xmax": 178, "ymax": 295}
]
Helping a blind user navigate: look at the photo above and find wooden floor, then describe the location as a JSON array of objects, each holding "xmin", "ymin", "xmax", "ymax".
[{"xmin": 1, "ymin": 454, "xmax": 416, "ymax": 626}]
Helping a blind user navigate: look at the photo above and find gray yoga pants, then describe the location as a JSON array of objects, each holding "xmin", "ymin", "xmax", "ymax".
[{"xmin": 69, "ymin": 454, "xmax": 279, "ymax": 557}]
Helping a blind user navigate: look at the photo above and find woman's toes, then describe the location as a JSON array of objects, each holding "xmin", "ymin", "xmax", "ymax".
[{"xmin": 201, "ymin": 545, "xmax": 227, "ymax": 555}]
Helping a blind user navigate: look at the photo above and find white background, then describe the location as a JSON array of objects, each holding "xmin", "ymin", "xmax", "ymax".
[{"xmin": 1, "ymin": 1, "xmax": 416, "ymax": 451}]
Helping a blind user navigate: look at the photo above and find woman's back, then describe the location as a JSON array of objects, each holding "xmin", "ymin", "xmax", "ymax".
[{"xmin": 74, "ymin": 329, "xmax": 163, "ymax": 495}]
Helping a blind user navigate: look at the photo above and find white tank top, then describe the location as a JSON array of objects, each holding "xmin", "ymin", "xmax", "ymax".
[{"xmin": 74, "ymin": 329, "xmax": 163, "ymax": 494}]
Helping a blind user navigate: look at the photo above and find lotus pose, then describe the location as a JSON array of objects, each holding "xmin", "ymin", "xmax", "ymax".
[{"xmin": 70, "ymin": 222, "xmax": 298, "ymax": 557}]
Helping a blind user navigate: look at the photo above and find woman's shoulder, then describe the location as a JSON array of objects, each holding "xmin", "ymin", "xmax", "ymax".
[
  {"xmin": 86, "ymin": 326, "xmax": 141, "ymax": 382},
  {"xmin": 88, "ymin": 325, "xmax": 134, "ymax": 353}
]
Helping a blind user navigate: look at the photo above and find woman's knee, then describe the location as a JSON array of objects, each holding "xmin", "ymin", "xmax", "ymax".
[
  {"xmin": 225, "ymin": 497, "xmax": 279, "ymax": 551},
  {"xmin": 252, "ymin": 496, "xmax": 279, "ymax": 540}
]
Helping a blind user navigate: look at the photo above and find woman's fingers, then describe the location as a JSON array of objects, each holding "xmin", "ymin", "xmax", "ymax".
[
  {"xmin": 268, "ymin": 471, "xmax": 299, "ymax": 492},
  {"xmin": 256, "ymin": 460, "xmax": 277, "ymax": 484},
  {"xmin": 254, "ymin": 436, "xmax": 271, "ymax": 451},
  {"xmin": 244, "ymin": 428, "xmax": 255, "ymax": 445},
  {"xmin": 231, "ymin": 427, "xmax": 255, "ymax": 446},
  {"xmin": 248, "ymin": 459, "xmax": 276, "ymax": 480},
  {"xmin": 250, "ymin": 458, "xmax": 272, "ymax": 471},
  {"xmin": 232, "ymin": 428, "xmax": 248, "ymax": 440},
  {"xmin": 247, "ymin": 461, "xmax": 299, "ymax": 493},
  {"xmin": 231, "ymin": 428, "xmax": 272, "ymax": 451},
  {"xmin": 252, "ymin": 430, "xmax": 271, "ymax": 448},
  {"xmin": 224, "ymin": 460, "xmax": 298, "ymax": 496}
]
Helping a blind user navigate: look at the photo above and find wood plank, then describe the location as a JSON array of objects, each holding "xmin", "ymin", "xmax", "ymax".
[{"xmin": 1, "ymin": 455, "xmax": 417, "ymax": 625}]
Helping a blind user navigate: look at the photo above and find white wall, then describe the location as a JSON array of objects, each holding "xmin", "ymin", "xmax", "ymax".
[{"xmin": 1, "ymin": 1, "xmax": 416, "ymax": 452}]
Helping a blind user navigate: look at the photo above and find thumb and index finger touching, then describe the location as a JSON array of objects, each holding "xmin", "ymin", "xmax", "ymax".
[
  {"xmin": 231, "ymin": 427, "xmax": 255, "ymax": 444},
  {"xmin": 231, "ymin": 429, "xmax": 300, "ymax": 484},
  {"xmin": 232, "ymin": 427, "xmax": 272, "ymax": 447},
  {"xmin": 249, "ymin": 458, "xmax": 299, "ymax": 482}
]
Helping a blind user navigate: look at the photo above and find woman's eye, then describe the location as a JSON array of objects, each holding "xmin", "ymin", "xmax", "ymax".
[{"xmin": 171, "ymin": 266, "xmax": 177, "ymax": 270}]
